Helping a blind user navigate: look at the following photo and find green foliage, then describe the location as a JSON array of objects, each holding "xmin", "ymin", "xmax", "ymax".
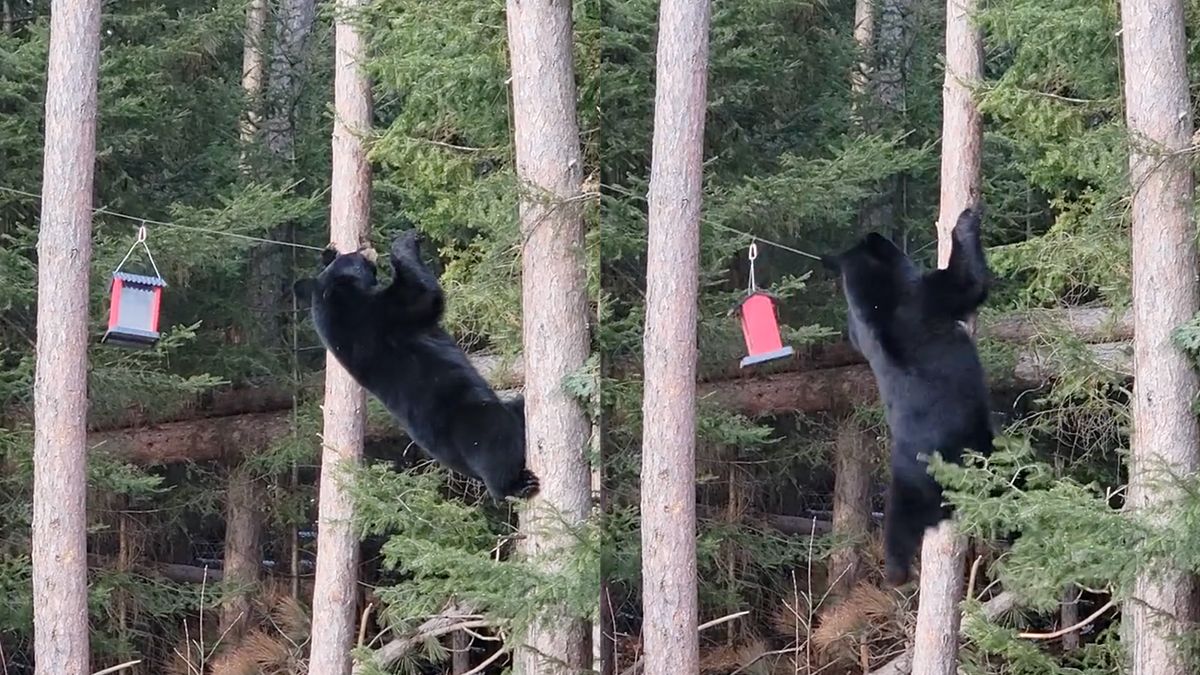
[{"xmin": 352, "ymin": 462, "xmax": 599, "ymax": 647}]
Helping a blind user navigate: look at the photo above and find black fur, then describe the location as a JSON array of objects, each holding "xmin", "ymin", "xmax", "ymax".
[
  {"xmin": 823, "ymin": 208, "xmax": 994, "ymax": 585},
  {"xmin": 294, "ymin": 231, "xmax": 538, "ymax": 501}
]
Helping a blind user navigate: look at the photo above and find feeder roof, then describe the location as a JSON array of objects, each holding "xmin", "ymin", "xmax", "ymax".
[{"xmin": 113, "ymin": 271, "xmax": 168, "ymax": 287}]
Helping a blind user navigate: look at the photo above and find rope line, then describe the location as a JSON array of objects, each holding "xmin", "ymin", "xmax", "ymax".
[{"xmin": 0, "ymin": 185, "xmax": 324, "ymax": 251}]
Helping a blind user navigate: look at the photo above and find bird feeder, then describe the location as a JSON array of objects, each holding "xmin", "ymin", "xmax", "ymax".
[
  {"xmin": 102, "ymin": 226, "xmax": 167, "ymax": 348},
  {"xmin": 736, "ymin": 242, "xmax": 794, "ymax": 368}
]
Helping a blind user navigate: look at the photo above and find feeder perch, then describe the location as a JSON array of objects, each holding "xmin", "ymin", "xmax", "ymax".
[
  {"xmin": 737, "ymin": 291, "xmax": 794, "ymax": 368},
  {"xmin": 102, "ymin": 271, "xmax": 167, "ymax": 348}
]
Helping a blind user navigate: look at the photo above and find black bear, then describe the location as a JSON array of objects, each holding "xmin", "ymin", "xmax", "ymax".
[
  {"xmin": 294, "ymin": 230, "xmax": 538, "ymax": 501},
  {"xmin": 821, "ymin": 207, "xmax": 994, "ymax": 585}
]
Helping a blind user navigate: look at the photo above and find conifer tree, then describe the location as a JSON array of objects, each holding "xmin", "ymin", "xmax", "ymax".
[
  {"xmin": 1120, "ymin": 0, "xmax": 1199, "ymax": 672},
  {"xmin": 31, "ymin": 0, "xmax": 102, "ymax": 671},
  {"xmin": 639, "ymin": 0, "xmax": 711, "ymax": 672}
]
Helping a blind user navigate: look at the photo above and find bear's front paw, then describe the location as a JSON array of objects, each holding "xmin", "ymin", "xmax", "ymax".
[
  {"xmin": 320, "ymin": 245, "xmax": 339, "ymax": 268},
  {"xmin": 391, "ymin": 229, "xmax": 424, "ymax": 261},
  {"xmin": 509, "ymin": 469, "xmax": 540, "ymax": 501}
]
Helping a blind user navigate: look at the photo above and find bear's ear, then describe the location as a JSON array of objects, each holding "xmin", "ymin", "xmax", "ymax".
[
  {"xmin": 293, "ymin": 278, "xmax": 317, "ymax": 304},
  {"xmin": 320, "ymin": 246, "xmax": 339, "ymax": 267},
  {"xmin": 864, "ymin": 232, "xmax": 901, "ymax": 259},
  {"xmin": 819, "ymin": 254, "xmax": 841, "ymax": 273}
]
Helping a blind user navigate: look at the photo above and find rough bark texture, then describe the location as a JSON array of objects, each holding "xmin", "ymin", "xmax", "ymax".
[
  {"xmin": 31, "ymin": 0, "xmax": 101, "ymax": 670},
  {"xmin": 934, "ymin": 0, "xmax": 983, "ymax": 265},
  {"xmin": 909, "ymin": 521, "xmax": 966, "ymax": 675},
  {"xmin": 306, "ymin": 1, "xmax": 372, "ymax": 672},
  {"xmin": 829, "ymin": 416, "xmax": 875, "ymax": 595},
  {"xmin": 639, "ymin": 1, "xmax": 710, "ymax": 672},
  {"xmin": 909, "ymin": 1, "xmax": 981, "ymax": 671},
  {"xmin": 218, "ymin": 464, "xmax": 263, "ymax": 641},
  {"xmin": 1120, "ymin": 1, "xmax": 1200, "ymax": 672},
  {"xmin": 506, "ymin": 0, "xmax": 594, "ymax": 671}
]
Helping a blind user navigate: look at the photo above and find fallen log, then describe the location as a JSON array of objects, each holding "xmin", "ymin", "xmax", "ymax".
[{"xmin": 86, "ymin": 310, "xmax": 1132, "ymax": 464}]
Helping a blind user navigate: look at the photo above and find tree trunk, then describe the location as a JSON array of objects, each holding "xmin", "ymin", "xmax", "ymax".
[
  {"xmin": 218, "ymin": 464, "xmax": 263, "ymax": 641},
  {"xmin": 1120, "ymin": 0, "xmax": 1200, "ymax": 672},
  {"xmin": 1061, "ymin": 585, "xmax": 1081, "ymax": 652},
  {"xmin": 306, "ymin": 0, "xmax": 372, "ymax": 671},
  {"xmin": 829, "ymin": 415, "xmax": 874, "ymax": 596},
  {"xmin": 505, "ymin": 0, "xmax": 594, "ymax": 672},
  {"xmin": 452, "ymin": 630, "xmax": 472, "ymax": 674},
  {"xmin": 31, "ymin": 0, "xmax": 101, "ymax": 670},
  {"xmin": 910, "ymin": 0, "xmax": 982, "ymax": 672},
  {"xmin": 850, "ymin": 0, "xmax": 875, "ymax": 118},
  {"xmin": 933, "ymin": 0, "xmax": 983, "ymax": 263},
  {"xmin": 264, "ymin": 0, "xmax": 317, "ymax": 160},
  {"xmin": 238, "ymin": 0, "xmax": 268, "ymax": 170},
  {"xmin": 639, "ymin": 1, "xmax": 711, "ymax": 672}
]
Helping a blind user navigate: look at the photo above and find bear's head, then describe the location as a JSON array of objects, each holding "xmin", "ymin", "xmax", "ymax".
[
  {"xmin": 822, "ymin": 232, "xmax": 917, "ymax": 287},
  {"xmin": 293, "ymin": 245, "xmax": 380, "ymax": 305}
]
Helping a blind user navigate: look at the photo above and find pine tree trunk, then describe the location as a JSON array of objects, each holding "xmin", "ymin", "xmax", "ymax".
[
  {"xmin": 238, "ymin": 0, "xmax": 268, "ymax": 169},
  {"xmin": 829, "ymin": 416, "xmax": 874, "ymax": 596},
  {"xmin": 639, "ymin": 0, "xmax": 710, "ymax": 672},
  {"xmin": 506, "ymin": 0, "xmax": 594, "ymax": 672},
  {"xmin": 219, "ymin": 464, "xmax": 263, "ymax": 641},
  {"xmin": 31, "ymin": 0, "xmax": 101, "ymax": 671},
  {"xmin": 910, "ymin": 0, "xmax": 981, "ymax": 672},
  {"xmin": 1120, "ymin": 0, "xmax": 1200, "ymax": 672},
  {"xmin": 306, "ymin": 0, "xmax": 372, "ymax": 672},
  {"xmin": 850, "ymin": 0, "xmax": 875, "ymax": 119}
]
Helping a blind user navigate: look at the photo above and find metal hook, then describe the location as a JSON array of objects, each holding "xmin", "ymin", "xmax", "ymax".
[{"xmin": 136, "ymin": 223, "xmax": 148, "ymax": 243}]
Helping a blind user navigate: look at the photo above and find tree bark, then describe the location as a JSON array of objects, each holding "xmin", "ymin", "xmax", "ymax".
[
  {"xmin": 238, "ymin": 0, "xmax": 269, "ymax": 169},
  {"xmin": 639, "ymin": 1, "xmax": 710, "ymax": 673},
  {"xmin": 218, "ymin": 464, "xmax": 263, "ymax": 641},
  {"xmin": 850, "ymin": 0, "xmax": 875, "ymax": 120},
  {"xmin": 1060, "ymin": 585, "xmax": 1081, "ymax": 652},
  {"xmin": 306, "ymin": 0, "xmax": 372, "ymax": 671},
  {"xmin": 1120, "ymin": 1, "xmax": 1200, "ymax": 672},
  {"xmin": 933, "ymin": 0, "xmax": 983, "ymax": 265},
  {"xmin": 829, "ymin": 416, "xmax": 875, "ymax": 596},
  {"xmin": 505, "ymin": 0, "xmax": 594, "ymax": 672},
  {"xmin": 909, "ymin": 0, "xmax": 982, "ymax": 672},
  {"xmin": 31, "ymin": 0, "xmax": 101, "ymax": 670},
  {"xmin": 264, "ymin": 0, "xmax": 317, "ymax": 160}
]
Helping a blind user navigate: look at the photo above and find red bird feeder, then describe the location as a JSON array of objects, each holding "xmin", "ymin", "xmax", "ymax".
[
  {"xmin": 102, "ymin": 226, "xmax": 167, "ymax": 348},
  {"xmin": 736, "ymin": 242, "xmax": 794, "ymax": 368}
]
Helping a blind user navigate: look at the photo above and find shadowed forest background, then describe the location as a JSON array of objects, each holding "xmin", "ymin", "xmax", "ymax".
[{"xmin": 3, "ymin": 0, "xmax": 1200, "ymax": 673}]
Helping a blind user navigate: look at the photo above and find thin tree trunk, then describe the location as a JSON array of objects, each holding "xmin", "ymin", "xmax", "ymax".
[
  {"xmin": 238, "ymin": 0, "xmax": 268, "ymax": 171},
  {"xmin": 506, "ymin": 0, "xmax": 593, "ymax": 672},
  {"xmin": 933, "ymin": 0, "xmax": 983, "ymax": 262},
  {"xmin": 639, "ymin": 1, "xmax": 710, "ymax": 672},
  {"xmin": 910, "ymin": 0, "xmax": 981, "ymax": 672},
  {"xmin": 850, "ymin": 0, "xmax": 875, "ymax": 120},
  {"xmin": 32, "ymin": 0, "xmax": 101, "ymax": 670},
  {"xmin": 1120, "ymin": 0, "xmax": 1200, "ymax": 672},
  {"xmin": 829, "ymin": 416, "xmax": 874, "ymax": 596},
  {"xmin": 452, "ymin": 631, "xmax": 471, "ymax": 674},
  {"xmin": 1061, "ymin": 585, "xmax": 1081, "ymax": 652},
  {"xmin": 219, "ymin": 464, "xmax": 263, "ymax": 640},
  {"xmin": 306, "ymin": 0, "xmax": 372, "ymax": 671}
]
